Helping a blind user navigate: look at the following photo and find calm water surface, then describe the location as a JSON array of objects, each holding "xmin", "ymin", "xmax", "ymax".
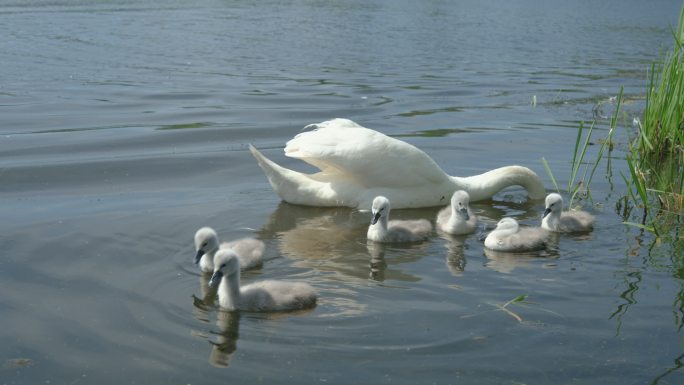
[{"xmin": 2, "ymin": 0, "xmax": 684, "ymax": 384}]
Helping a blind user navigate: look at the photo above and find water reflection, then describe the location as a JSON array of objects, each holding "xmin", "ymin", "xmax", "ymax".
[
  {"xmin": 483, "ymin": 247, "xmax": 559, "ymax": 273},
  {"xmin": 440, "ymin": 233, "xmax": 468, "ymax": 276},
  {"xmin": 365, "ymin": 241, "xmax": 424, "ymax": 282},
  {"xmin": 208, "ymin": 311, "xmax": 241, "ymax": 368},
  {"xmin": 257, "ymin": 202, "xmax": 432, "ymax": 282}
]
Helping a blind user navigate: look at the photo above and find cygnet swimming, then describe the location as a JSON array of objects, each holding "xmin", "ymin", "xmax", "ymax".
[
  {"xmin": 194, "ymin": 227, "xmax": 264, "ymax": 273},
  {"xmin": 541, "ymin": 193, "xmax": 595, "ymax": 233},
  {"xmin": 209, "ymin": 249, "xmax": 318, "ymax": 312},
  {"xmin": 367, "ymin": 196, "xmax": 432, "ymax": 243},
  {"xmin": 484, "ymin": 217, "xmax": 548, "ymax": 252},
  {"xmin": 436, "ymin": 190, "xmax": 477, "ymax": 235},
  {"xmin": 249, "ymin": 118, "xmax": 546, "ymax": 209}
]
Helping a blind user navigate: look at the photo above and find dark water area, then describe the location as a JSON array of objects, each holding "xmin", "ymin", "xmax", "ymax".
[{"xmin": 2, "ymin": 0, "xmax": 684, "ymax": 384}]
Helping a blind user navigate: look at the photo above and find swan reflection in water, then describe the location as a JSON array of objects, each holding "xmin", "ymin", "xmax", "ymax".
[{"xmin": 257, "ymin": 202, "xmax": 433, "ymax": 283}]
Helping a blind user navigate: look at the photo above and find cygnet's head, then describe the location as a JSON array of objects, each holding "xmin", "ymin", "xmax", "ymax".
[
  {"xmin": 370, "ymin": 196, "xmax": 391, "ymax": 225},
  {"xmin": 194, "ymin": 227, "xmax": 219, "ymax": 264},
  {"xmin": 495, "ymin": 217, "xmax": 520, "ymax": 231},
  {"xmin": 209, "ymin": 249, "xmax": 240, "ymax": 288},
  {"xmin": 543, "ymin": 193, "xmax": 564, "ymax": 218},
  {"xmin": 451, "ymin": 190, "xmax": 471, "ymax": 220}
]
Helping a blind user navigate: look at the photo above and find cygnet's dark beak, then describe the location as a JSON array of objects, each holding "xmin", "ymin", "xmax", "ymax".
[
  {"xmin": 208, "ymin": 270, "xmax": 223, "ymax": 288},
  {"xmin": 371, "ymin": 211, "xmax": 381, "ymax": 225},
  {"xmin": 194, "ymin": 249, "xmax": 204, "ymax": 264},
  {"xmin": 459, "ymin": 208, "xmax": 470, "ymax": 221},
  {"xmin": 543, "ymin": 208, "xmax": 551, "ymax": 218}
]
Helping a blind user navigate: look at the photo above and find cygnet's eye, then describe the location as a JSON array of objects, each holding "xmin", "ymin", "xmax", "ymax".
[
  {"xmin": 221, "ymin": 263, "xmax": 226, "ymax": 269},
  {"xmin": 202, "ymin": 242, "xmax": 208, "ymax": 247}
]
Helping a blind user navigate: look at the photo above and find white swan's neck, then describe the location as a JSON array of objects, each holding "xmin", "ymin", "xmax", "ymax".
[
  {"xmin": 450, "ymin": 166, "xmax": 546, "ymax": 201},
  {"xmin": 218, "ymin": 271, "xmax": 241, "ymax": 310}
]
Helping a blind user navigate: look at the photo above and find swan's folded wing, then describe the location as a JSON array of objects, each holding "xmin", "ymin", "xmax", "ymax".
[{"xmin": 284, "ymin": 119, "xmax": 450, "ymax": 187}]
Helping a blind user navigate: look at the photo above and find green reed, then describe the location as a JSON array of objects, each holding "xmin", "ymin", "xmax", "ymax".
[
  {"xmin": 542, "ymin": 89, "xmax": 618, "ymax": 210},
  {"xmin": 623, "ymin": 5, "xmax": 684, "ymax": 234}
]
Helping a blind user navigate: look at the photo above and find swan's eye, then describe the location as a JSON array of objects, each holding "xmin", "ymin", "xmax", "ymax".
[
  {"xmin": 221, "ymin": 263, "xmax": 226, "ymax": 268},
  {"xmin": 202, "ymin": 242, "xmax": 208, "ymax": 247}
]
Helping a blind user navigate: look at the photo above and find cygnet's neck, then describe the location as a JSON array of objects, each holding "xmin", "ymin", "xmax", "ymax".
[
  {"xmin": 542, "ymin": 211, "xmax": 560, "ymax": 231},
  {"xmin": 218, "ymin": 270, "xmax": 241, "ymax": 310},
  {"xmin": 447, "ymin": 206, "xmax": 468, "ymax": 227},
  {"xmin": 200, "ymin": 247, "xmax": 219, "ymax": 271},
  {"xmin": 368, "ymin": 217, "xmax": 389, "ymax": 240}
]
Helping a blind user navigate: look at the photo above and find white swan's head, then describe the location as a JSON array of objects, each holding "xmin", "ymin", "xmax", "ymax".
[
  {"xmin": 543, "ymin": 193, "xmax": 563, "ymax": 218},
  {"xmin": 194, "ymin": 227, "xmax": 219, "ymax": 264},
  {"xmin": 495, "ymin": 217, "xmax": 520, "ymax": 232},
  {"xmin": 209, "ymin": 249, "xmax": 240, "ymax": 288},
  {"xmin": 370, "ymin": 196, "xmax": 391, "ymax": 225},
  {"xmin": 451, "ymin": 190, "xmax": 471, "ymax": 220}
]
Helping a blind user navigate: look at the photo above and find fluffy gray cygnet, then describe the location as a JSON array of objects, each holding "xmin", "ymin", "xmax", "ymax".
[
  {"xmin": 484, "ymin": 217, "xmax": 548, "ymax": 252},
  {"xmin": 541, "ymin": 193, "xmax": 595, "ymax": 233},
  {"xmin": 194, "ymin": 227, "xmax": 264, "ymax": 273},
  {"xmin": 209, "ymin": 249, "xmax": 317, "ymax": 312},
  {"xmin": 367, "ymin": 196, "xmax": 432, "ymax": 243},
  {"xmin": 436, "ymin": 190, "xmax": 477, "ymax": 235}
]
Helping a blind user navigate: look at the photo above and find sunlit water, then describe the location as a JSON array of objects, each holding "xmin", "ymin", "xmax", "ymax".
[{"xmin": 2, "ymin": 0, "xmax": 683, "ymax": 384}]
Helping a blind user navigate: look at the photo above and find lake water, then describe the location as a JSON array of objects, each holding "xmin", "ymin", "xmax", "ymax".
[{"xmin": 2, "ymin": 0, "xmax": 684, "ymax": 384}]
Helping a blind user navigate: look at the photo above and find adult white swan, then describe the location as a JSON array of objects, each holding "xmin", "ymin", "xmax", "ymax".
[{"xmin": 249, "ymin": 118, "xmax": 546, "ymax": 209}]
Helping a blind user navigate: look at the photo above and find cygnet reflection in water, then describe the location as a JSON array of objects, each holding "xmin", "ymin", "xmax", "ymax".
[
  {"xmin": 194, "ymin": 227, "xmax": 264, "ymax": 273},
  {"xmin": 209, "ymin": 249, "xmax": 317, "ymax": 312},
  {"xmin": 208, "ymin": 310, "xmax": 241, "ymax": 368},
  {"xmin": 483, "ymin": 247, "xmax": 560, "ymax": 273},
  {"xmin": 367, "ymin": 196, "xmax": 432, "ymax": 243},
  {"xmin": 542, "ymin": 193, "xmax": 595, "ymax": 233},
  {"xmin": 365, "ymin": 241, "xmax": 424, "ymax": 283},
  {"xmin": 439, "ymin": 233, "xmax": 469, "ymax": 276}
]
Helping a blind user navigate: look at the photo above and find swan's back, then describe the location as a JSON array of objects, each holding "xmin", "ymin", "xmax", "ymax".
[
  {"xmin": 221, "ymin": 238, "xmax": 265, "ymax": 270},
  {"xmin": 238, "ymin": 280, "xmax": 317, "ymax": 312},
  {"xmin": 284, "ymin": 119, "xmax": 449, "ymax": 187}
]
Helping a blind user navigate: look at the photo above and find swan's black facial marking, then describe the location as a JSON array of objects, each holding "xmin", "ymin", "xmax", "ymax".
[
  {"xmin": 209, "ymin": 270, "xmax": 224, "ymax": 288},
  {"xmin": 371, "ymin": 211, "xmax": 382, "ymax": 225},
  {"xmin": 194, "ymin": 249, "xmax": 204, "ymax": 264}
]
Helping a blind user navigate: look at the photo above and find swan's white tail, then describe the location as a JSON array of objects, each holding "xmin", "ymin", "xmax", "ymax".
[{"xmin": 249, "ymin": 145, "xmax": 328, "ymax": 205}]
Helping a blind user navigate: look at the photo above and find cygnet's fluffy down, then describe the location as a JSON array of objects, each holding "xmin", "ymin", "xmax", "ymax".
[
  {"xmin": 194, "ymin": 227, "xmax": 264, "ymax": 273},
  {"xmin": 484, "ymin": 217, "xmax": 548, "ymax": 252},
  {"xmin": 542, "ymin": 193, "xmax": 595, "ymax": 233},
  {"xmin": 436, "ymin": 190, "xmax": 477, "ymax": 235},
  {"xmin": 209, "ymin": 249, "xmax": 317, "ymax": 312},
  {"xmin": 367, "ymin": 196, "xmax": 432, "ymax": 243}
]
